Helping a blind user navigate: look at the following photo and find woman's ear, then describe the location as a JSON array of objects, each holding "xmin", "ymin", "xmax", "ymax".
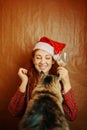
[{"xmin": 52, "ymin": 59, "xmax": 55, "ymax": 64}]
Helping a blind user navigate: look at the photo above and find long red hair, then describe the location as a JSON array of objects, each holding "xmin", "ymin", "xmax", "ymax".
[{"xmin": 26, "ymin": 50, "xmax": 59, "ymax": 98}]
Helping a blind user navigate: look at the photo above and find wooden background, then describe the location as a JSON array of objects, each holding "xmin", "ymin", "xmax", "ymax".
[{"xmin": 0, "ymin": 0, "xmax": 87, "ymax": 130}]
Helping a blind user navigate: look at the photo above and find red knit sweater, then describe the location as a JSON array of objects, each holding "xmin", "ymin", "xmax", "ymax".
[{"xmin": 8, "ymin": 88, "xmax": 78, "ymax": 121}]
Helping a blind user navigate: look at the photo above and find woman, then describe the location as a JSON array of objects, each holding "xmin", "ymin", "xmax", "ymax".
[{"xmin": 8, "ymin": 36, "xmax": 78, "ymax": 121}]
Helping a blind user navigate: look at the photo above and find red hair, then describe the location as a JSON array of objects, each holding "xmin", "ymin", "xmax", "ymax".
[{"xmin": 26, "ymin": 50, "xmax": 59, "ymax": 99}]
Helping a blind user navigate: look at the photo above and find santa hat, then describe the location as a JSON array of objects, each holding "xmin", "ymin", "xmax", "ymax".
[{"xmin": 33, "ymin": 36, "xmax": 66, "ymax": 61}]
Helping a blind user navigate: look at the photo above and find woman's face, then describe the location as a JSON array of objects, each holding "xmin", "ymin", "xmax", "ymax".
[{"xmin": 33, "ymin": 49, "xmax": 54, "ymax": 75}]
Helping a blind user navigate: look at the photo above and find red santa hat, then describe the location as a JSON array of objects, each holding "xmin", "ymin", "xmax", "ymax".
[{"xmin": 33, "ymin": 36, "xmax": 66, "ymax": 61}]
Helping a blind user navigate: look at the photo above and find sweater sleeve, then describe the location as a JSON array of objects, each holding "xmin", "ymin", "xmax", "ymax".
[
  {"xmin": 62, "ymin": 89, "xmax": 78, "ymax": 121},
  {"xmin": 8, "ymin": 89, "xmax": 27, "ymax": 117}
]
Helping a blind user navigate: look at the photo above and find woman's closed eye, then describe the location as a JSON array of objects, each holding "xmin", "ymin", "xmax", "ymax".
[
  {"xmin": 45, "ymin": 56, "xmax": 51, "ymax": 60},
  {"xmin": 36, "ymin": 56, "xmax": 42, "ymax": 59}
]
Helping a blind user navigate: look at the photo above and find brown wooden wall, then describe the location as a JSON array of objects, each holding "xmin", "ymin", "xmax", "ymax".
[{"xmin": 0, "ymin": 0, "xmax": 87, "ymax": 130}]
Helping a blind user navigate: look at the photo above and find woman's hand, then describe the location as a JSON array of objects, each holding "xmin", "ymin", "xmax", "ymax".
[
  {"xmin": 18, "ymin": 68, "xmax": 28, "ymax": 92},
  {"xmin": 18, "ymin": 68, "xmax": 28, "ymax": 82},
  {"xmin": 57, "ymin": 67, "xmax": 71, "ymax": 93}
]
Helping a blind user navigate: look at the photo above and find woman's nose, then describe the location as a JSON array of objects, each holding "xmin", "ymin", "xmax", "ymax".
[{"xmin": 40, "ymin": 58, "xmax": 45, "ymax": 64}]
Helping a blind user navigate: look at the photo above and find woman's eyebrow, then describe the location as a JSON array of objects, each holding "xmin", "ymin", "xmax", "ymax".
[
  {"xmin": 45, "ymin": 55, "xmax": 51, "ymax": 57},
  {"xmin": 35, "ymin": 54, "xmax": 51, "ymax": 57},
  {"xmin": 35, "ymin": 54, "xmax": 41, "ymax": 56}
]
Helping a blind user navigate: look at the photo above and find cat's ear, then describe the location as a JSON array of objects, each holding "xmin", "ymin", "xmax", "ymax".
[
  {"xmin": 38, "ymin": 71, "xmax": 45, "ymax": 83},
  {"xmin": 40, "ymin": 71, "xmax": 45, "ymax": 78}
]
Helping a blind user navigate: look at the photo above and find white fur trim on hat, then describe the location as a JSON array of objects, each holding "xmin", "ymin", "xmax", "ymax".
[{"xmin": 33, "ymin": 42, "xmax": 54, "ymax": 56}]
